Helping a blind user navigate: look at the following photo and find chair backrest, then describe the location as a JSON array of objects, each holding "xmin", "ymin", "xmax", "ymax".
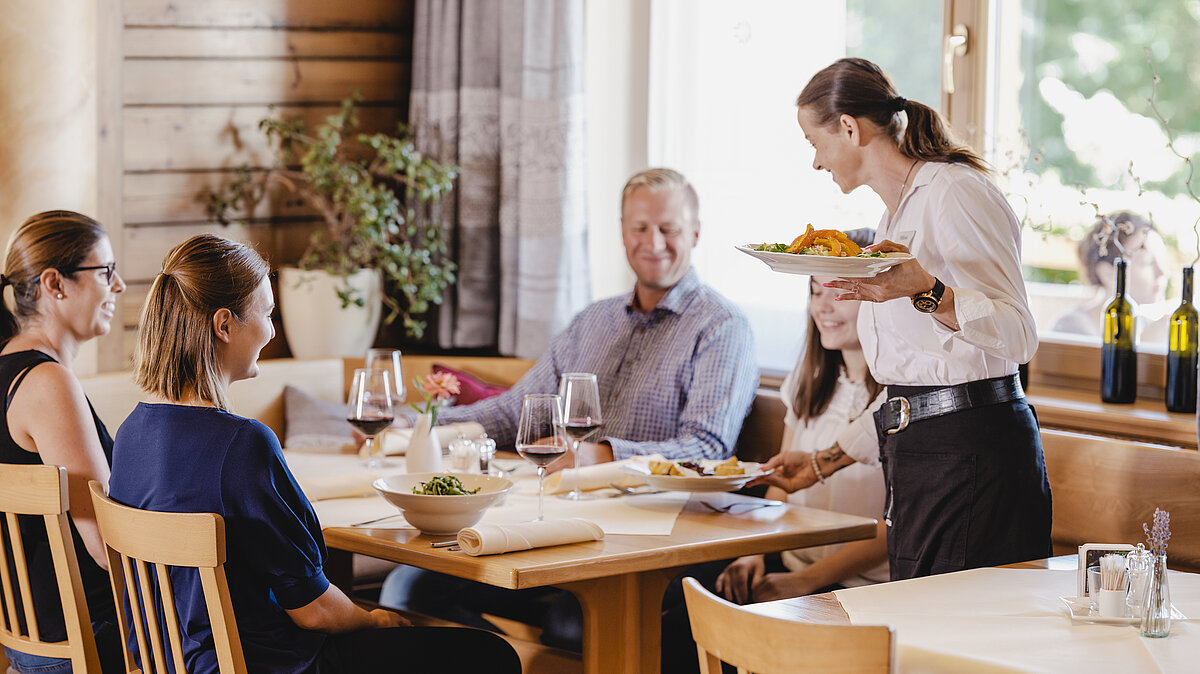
[
  {"xmin": 89, "ymin": 481, "xmax": 246, "ymax": 674},
  {"xmin": 0, "ymin": 464, "xmax": 99, "ymax": 671},
  {"xmin": 682, "ymin": 577, "xmax": 894, "ymax": 674}
]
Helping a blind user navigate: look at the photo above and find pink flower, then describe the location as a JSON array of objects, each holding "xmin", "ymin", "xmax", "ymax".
[{"xmin": 423, "ymin": 372, "xmax": 461, "ymax": 400}]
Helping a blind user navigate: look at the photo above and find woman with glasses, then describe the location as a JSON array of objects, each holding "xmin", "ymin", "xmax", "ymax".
[{"xmin": 0, "ymin": 210, "xmax": 126, "ymax": 672}]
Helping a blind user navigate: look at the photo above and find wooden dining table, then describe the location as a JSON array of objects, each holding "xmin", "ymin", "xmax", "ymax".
[{"xmin": 322, "ymin": 489, "xmax": 877, "ymax": 674}]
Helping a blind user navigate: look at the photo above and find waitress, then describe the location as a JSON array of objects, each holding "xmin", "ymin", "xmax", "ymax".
[{"xmin": 760, "ymin": 57, "xmax": 1052, "ymax": 580}]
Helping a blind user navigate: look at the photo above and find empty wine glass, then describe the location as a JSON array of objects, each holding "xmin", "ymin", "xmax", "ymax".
[
  {"xmin": 558, "ymin": 373, "xmax": 603, "ymax": 500},
  {"xmin": 515, "ymin": 394, "xmax": 566, "ymax": 521},
  {"xmin": 365, "ymin": 348, "xmax": 406, "ymax": 406},
  {"xmin": 347, "ymin": 368, "xmax": 395, "ymax": 469}
]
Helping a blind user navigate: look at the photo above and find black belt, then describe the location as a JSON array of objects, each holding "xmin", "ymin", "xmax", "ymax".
[{"xmin": 876, "ymin": 374, "xmax": 1025, "ymax": 435}]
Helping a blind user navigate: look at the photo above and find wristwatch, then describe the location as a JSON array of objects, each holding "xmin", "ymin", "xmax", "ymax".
[{"xmin": 911, "ymin": 277, "xmax": 946, "ymax": 313}]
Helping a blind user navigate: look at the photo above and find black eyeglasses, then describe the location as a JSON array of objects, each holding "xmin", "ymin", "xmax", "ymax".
[{"xmin": 65, "ymin": 262, "xmax": 118, "ymax": 286}]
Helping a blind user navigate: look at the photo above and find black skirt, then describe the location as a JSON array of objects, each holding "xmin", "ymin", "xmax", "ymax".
[{"xmin": 875, "ymin": 384, "xmax": 1053, "ymax": 580}]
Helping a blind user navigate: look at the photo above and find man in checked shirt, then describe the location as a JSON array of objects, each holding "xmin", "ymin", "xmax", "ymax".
[
  {"xmin": 379, "ymin": 167, "xmax": 758, "ymax": 647},
  {"xmin": 430, "ymin": 167, "xmax": 757, "ymax": 464}
]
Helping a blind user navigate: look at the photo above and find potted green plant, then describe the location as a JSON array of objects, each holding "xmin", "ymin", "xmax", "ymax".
[{"xmin": 204, "ymin": 97, "xmax": 458, "ymax": 357}]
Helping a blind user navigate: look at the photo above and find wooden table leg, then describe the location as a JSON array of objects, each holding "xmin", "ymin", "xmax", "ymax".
[{"xmin": 562, "ymin": 566, "xmax": 685, "ymax": 674}]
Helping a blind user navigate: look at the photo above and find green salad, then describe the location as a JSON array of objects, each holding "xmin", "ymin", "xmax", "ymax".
[{"xmin": 412, "ymin": 475, "xmax": 481, "ymax": 495}]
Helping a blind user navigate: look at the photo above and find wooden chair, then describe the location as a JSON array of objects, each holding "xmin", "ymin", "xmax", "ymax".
[
  {"xmin": 682, "ymin": 577, "xmax": 894, "ymax": 674},
  {"xmin": 89, "ymin": 481, "xmax": 246, "ymax": 673},
  {"xmin": 0, "ymin": 464, "xmax": 99, "ymax": 672}
]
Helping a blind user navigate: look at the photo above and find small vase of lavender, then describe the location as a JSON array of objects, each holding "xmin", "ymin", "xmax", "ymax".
[{"xmin": 1140, "ymin": 508, "xmax": 1172, "ymax": 638}]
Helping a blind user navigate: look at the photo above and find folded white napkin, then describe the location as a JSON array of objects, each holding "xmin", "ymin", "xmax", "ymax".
[
  {"xmin": 457, "ymin": 518, "xmax": 604, "ymax": 556},
  {"xmin": 542, "ymin": 455, "xmax": 663, "ymax": 494},
  {"xmin": 296, "ymin": 472, "xmax": 381, "ymax": 501},
  {"xmin": 381, "ymin": 422, "xmax": 486, "ymax": 455}
]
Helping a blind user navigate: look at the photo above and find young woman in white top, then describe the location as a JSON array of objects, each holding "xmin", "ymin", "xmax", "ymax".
[
  {"xmin": 715, "ymin": 275, "xmax": 888, "ymax": 604},
  {"xmin": 659, "ymin": 272, "xmax": 888, "ymax": 674},
  {"xmin": 760, "ymin": 57, "xmax": 1052, "ymax": 580}
]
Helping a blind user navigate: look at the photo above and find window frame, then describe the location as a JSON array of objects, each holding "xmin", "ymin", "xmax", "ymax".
[{"xmin": 944, "ymin": 0, "xmax": 1171, "ymax": 401}]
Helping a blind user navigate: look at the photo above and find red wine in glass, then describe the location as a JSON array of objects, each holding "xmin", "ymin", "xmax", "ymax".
[
  {"xmin": 515, "ymin": 394, "xmax": 565, "ymax": 521},
  {"xmin": 347, "ymin": 415, "xmax": 394, "ymax": 437},
  {"xmin": 517, "ymin": 442, "xmax": 569, "ymax": 466},
  {"xmin": 347, "ymin": 368, "xmax": 395, "ymax": 469},
  {"xmin": 562, "ymin": 420, "xmax": 601, "ymax": 443}
]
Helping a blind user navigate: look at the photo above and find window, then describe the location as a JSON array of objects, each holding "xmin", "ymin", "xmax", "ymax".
[
  {"xmin": 645, "ymin": 0, "xmax": 945, "ymax": 372},
  {"xmin": 990, "ymin": 0, "xmax": 1200, "ymax": 353}
]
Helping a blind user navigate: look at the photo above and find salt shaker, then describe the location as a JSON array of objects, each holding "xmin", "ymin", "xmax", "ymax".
[
  {"xmin": 1126, "ymin": 544, "xmax": 1153, "ymax": 619},
  {"xmin": 475, "ymin": 433, "xmax": 497, "ymax": 476},
  {"xmin": 448, "ymin": 434, "xmax": 480, "ymax": 473}
]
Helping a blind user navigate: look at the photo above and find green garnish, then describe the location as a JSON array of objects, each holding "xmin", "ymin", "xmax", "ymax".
[
  {"xmin": 856, "ymin": 252, "xmax": 885, "ymax": 258},
  {"xmin": 755, "ymin": 242, "xmax": 788, "ymax": 253},
  {"xmin": 412, "ymin": 475, "xmax": 481, "ymax": 495}
]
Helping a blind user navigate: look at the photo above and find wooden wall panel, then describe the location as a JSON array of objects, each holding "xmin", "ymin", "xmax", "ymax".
[
  {"xmin": 124, "ymin": 0, "xmax": 412, "ymax": 29},
  {"xmin": 122, "ymin": 219, "xmax": 325, "ymax": 280},
  {"xmin": 125, "ymin": 60, "xmax": 408, "ymax": 106},
  {"xmin": 124, "ymin": 171, "xmax": 320, "ymax": 224},
  {"xmin": 110, "ymin": 0, "xmax": 415, "ymax": 368},
  {"xmin": 124, "ymin": 27, "xmax": 409, "ymax": 59},
  {"xmin": 123, "ymin": 105, "xmax": 402, "ymax": 171}
]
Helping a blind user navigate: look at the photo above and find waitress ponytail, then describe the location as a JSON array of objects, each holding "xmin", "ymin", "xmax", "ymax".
[
  {"xmin": 797, "ymin": 57, "xmax": 988, "ymax": 172},
  {"xmin": 897, "ymin": 99, "xmax": 987, "ymax": 172}
]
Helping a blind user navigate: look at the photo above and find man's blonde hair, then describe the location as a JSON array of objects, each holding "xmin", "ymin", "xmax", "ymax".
[
  {"xmin": 619, "ymin": 168, "xmax": 699, "ymax": 223},
  {"xmin": 134, "ymin": 234, "xmax": 269, "ymax": 410}
]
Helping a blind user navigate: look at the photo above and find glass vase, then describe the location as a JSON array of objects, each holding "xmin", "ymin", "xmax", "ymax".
[{"xmin": 1140, "ymin": 554, "xmax": 1171, "ymax": 638}]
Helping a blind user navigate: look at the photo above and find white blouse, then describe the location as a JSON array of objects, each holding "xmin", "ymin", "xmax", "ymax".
[
  {"xmin": 837, "ymin": 162, "xmax": 1038, "ymax": 466},
  {"xmin": 779, "ymin": 363, "xmax": 889, "ymax": 587}
]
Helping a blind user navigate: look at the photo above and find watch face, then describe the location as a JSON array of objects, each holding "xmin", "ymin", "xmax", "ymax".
[{"xmin": 913, "ymin": 296, "xmax": 938, "ymax": 313}]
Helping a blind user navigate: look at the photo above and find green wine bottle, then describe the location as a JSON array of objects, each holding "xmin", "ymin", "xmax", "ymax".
[
  {"xmin": 1101, "ymin": 257, "xmax": 1137, "ymax": 403},
  {"xmin": 1166, "ymin": 266, "xmax": 1197, "ymax": 413}
]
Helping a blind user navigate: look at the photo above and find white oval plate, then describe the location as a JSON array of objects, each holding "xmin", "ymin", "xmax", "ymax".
[
  {"xmin": 623, "ymin": 461, "xmax": 772, "ymax": 493},
  {"xmin": 736, "ymin": 244, "xmax": 912, "ymax": 278}
]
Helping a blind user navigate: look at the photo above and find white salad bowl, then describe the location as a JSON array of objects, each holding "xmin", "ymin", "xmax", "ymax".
[{"xmin": 372, "ymin": 473, "xmax": 513, "ymax": 535}]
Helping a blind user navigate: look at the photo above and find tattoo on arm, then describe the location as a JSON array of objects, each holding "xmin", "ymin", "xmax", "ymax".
[{"xmin": 820, "ymin": 446, "xmax": 845, "ymax": 463}]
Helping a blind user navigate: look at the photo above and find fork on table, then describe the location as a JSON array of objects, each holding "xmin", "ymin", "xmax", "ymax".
[{"xmin": 699, "ymin": 500, "xmax": 783, "ymax": 513}]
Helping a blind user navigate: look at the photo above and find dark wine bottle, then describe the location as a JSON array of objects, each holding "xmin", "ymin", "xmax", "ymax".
[
  {"xmin": 1101, "ymin": 257, "xmax": 1137, "ymax": 403},
  {"xmin": 1166, "ymin": 266, "xmax": 1198, "ymax": 413}
]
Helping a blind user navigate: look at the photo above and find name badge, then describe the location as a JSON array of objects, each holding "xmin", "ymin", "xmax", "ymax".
[{"xmin": 895, "ymin": 230, "xmax": 916, "ymax": 247}]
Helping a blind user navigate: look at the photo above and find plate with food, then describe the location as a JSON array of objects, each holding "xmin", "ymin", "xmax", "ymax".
[
  {"xmin": 737, "ymin": 225, "xmax": 911, "ymax": 277},
  {"xmin": 623, "ymin": 457, "xmax": 772, "ymax": 493}
]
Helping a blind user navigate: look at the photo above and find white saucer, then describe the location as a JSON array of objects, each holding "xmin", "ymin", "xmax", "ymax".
[{"xmin": 1059, "ymin": 596, "xmax": 1186, "ymax": 625}]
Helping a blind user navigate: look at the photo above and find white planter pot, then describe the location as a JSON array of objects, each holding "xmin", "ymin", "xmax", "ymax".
[{"xmin": 278, "ymin": 266, "xmax": 382, "ymax": 359}]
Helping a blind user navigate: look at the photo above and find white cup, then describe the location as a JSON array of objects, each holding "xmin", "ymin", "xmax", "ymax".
[{"xmin": 1098, "ymin": 589, "xmax": 1127, "ymax": 617}]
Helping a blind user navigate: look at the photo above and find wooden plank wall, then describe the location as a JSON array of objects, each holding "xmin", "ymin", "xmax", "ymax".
[{"xmin": 112, "ymin": 0, "xmax": 413, "ymax": 367}]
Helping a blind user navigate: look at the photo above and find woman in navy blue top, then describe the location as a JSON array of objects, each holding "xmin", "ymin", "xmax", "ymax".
[
  {"xmin": 109, "ymin": 234, "xmax": 520, "ymax": 674},
  {"xmin": 0, "ymin": 211, "xmax": 126, "ymax": 673}
]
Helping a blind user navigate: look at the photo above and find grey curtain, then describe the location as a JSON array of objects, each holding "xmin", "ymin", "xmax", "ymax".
[{"xmin": 410, "ymin": 0, "xmax": 589, "ymax": 359}]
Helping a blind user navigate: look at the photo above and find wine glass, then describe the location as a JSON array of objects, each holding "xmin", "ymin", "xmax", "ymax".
[
  {"xmin": 558, "ymin": 373, "xmax": 603, "ymax": 500},
  {"xmin": 365, "ymin": 348, "xmax": 406, "ymax": 407},
  {"xmin": 346, "ymin": 368, "xmax": 395, "ymax": 469},
  {"xmin": 515, "ymin": 394, "xmax": 566, "ymax": 521}
]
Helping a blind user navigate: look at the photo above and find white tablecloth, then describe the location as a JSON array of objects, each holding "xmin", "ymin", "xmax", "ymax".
[
  {"xmin": 834, "ymin": 567, "xmax": 1199, "ymax": 673},
  {"xmin": 284, "ymin": 451, "xmax": 690, "ymax": 536}
]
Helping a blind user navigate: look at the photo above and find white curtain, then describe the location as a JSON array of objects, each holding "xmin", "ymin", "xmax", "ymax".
[{"xmin": 410, "ymin": 0, "xmax": 588, "ymax": 359}]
